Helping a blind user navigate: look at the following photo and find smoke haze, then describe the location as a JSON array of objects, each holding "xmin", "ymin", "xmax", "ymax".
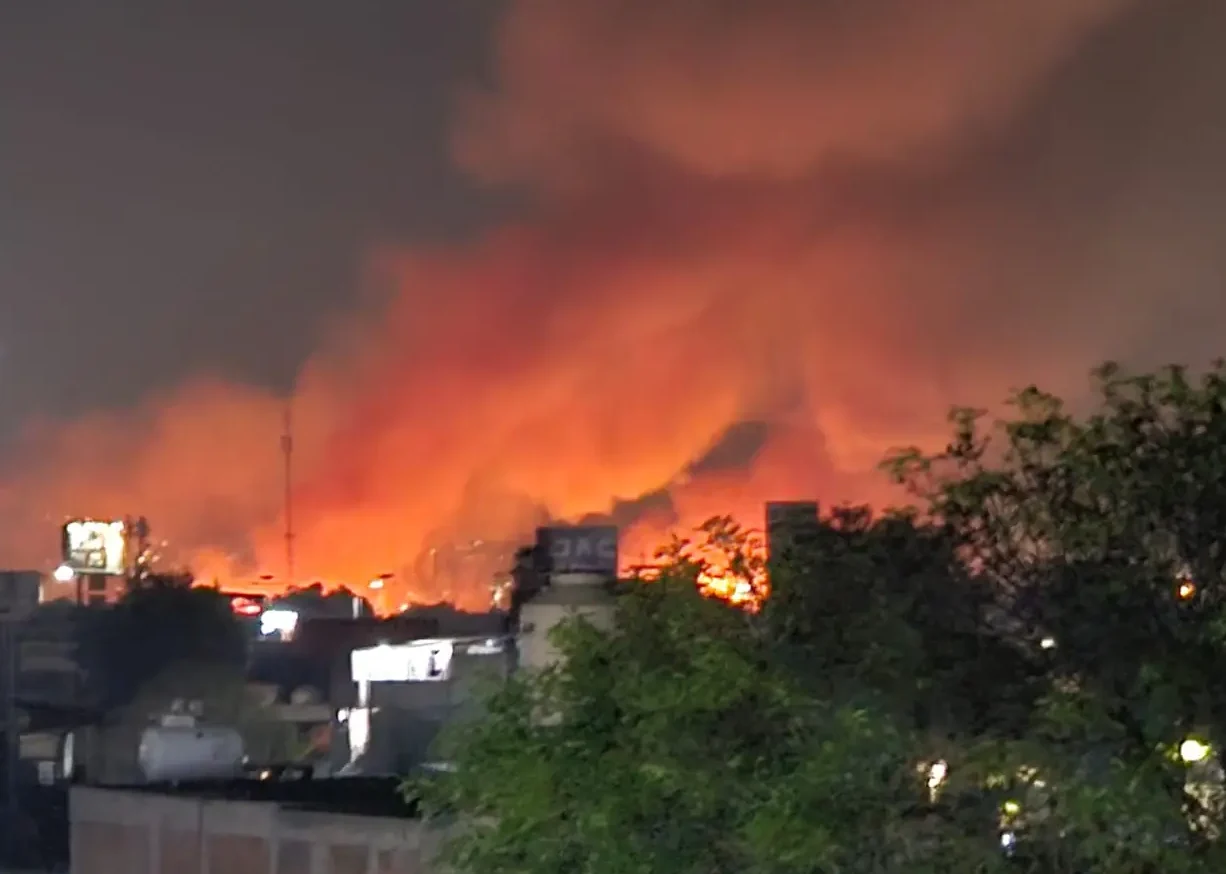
[{"xmin": 5, "ymin": 1, "xmax": 1226, "ymax": 608}]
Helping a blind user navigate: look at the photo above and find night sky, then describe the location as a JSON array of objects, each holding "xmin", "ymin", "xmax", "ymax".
[{"xmin": 1, "ymin": 2, "xmax": 505, "ymax": 433}]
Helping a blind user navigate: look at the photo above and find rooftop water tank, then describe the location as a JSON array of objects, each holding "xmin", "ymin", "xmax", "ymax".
[{"xmin": 138, "ymin": 725, "xmax": 245, "ymax": 783}]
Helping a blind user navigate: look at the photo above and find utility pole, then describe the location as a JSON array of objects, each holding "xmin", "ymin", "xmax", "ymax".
[
  {"xmin": 282, "ymin": 401, "xmax": 295, "ymax": 586},
  {"xmin": 124, "ymin": 516, "xmax": 151, "ymax": 588}
]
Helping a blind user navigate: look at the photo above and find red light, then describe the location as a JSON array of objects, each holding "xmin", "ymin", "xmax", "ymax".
[{"xmin": 231, "ymin": 596, "xmax": 262, "ymax": 616}]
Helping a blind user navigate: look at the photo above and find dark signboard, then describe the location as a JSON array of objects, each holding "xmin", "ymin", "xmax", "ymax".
[
  {"xmin": 765, "ymin": 502, "xmax": 820, "ymax": 563},
  {"xmin": 535, "ymin": 525, "xmax": 618, "ymax": 576},
  {"xmin": 765, "ymin": 501, "xmax": 818, "ymax": 529}
]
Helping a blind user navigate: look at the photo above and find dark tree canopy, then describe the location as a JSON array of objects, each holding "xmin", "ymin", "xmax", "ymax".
[
  {"xmin": 890, "ymin": 364, "xmax": 1226, "ymax": 748},
  {"xmin": 423, "ymin": 362, "xmax": 1226, "ymax": 874},
  {"xmin": 276, "ymin": 582, "xmax": 374, "ymax": 616},
  {"xmin": 760, "ymin": 506, "xmax": 1043, "ymax": 739},
  {"xmin": 78, "ymin": 581, "xmax": 246, "ymax": 710}
]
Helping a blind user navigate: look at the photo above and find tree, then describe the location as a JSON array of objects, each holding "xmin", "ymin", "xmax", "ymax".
[
  {"xmin": 420, "ymin": 526, "xmax": 1016, "ymax": 874},
  {"xmin": 277, "ymin": 583, "xmax": 374, "ymax": 617},
  {"xmin": 759, "ymin": 506, "xmax": 1042, "ymax": 740},
  {"xmin": 78, "ymin": 580, "xmax": 247, "ymax": 711},
  {"xmin": 424, "ymin": 362, "xmax": 1226, "ymax": 873},
  {"xmin": 886, "ymin": 362, "xmax": 1226, "ymax": 868}
]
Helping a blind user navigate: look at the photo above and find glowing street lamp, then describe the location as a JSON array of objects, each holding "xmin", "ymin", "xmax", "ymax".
[
  {"xmin": 1176, "ymin": 563, "xmax": 1197, "ymax": 600},
  {"xmin": 1180, "ymin": 738, "xmax": 1211, "ymax": 764},
  {"xmin": 52, "ymin": 565, "xmax": 75, "ymax": 583},
  {"xmin": 926, "ymin": 760, "xmax": 948, "ymax": 801}
]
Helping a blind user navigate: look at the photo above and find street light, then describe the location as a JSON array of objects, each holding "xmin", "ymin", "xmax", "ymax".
[
  {"xmin": 52, "ymin": 565, "xmax": 74, "ymax": 583},
  {"xmin": 1181, "ymin": 738, "xmax": 1211, "ymax": 764}
]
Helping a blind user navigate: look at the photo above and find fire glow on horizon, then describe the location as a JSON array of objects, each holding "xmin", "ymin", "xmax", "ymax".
[{"xmin": 1, "ymin": 1, "xmax": 1221, "ymax": 611}]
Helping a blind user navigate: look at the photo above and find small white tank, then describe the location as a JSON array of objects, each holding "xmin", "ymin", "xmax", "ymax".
[{"xmin": 138, "ymin": 725, "xmax": 245, "ymax": 783}]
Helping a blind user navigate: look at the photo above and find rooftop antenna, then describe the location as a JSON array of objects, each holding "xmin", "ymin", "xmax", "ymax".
[{"xmin": 282, "ymin": 400, "xmax": 295, "ymax": 586}]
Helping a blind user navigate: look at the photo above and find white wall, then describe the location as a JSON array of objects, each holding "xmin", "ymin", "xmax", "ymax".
[{"xmin": 517, "ymin": 575, "xmax": 614, "ymax": 673}]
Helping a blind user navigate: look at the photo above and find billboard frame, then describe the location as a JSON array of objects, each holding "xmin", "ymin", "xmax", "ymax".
[
  {"xmin": 60, "ymin": 519, "xmax": 127, "ymax": 577},
  {"xmin": 535, "ymin": 525, "xmax": 619, "ymax": 576}
]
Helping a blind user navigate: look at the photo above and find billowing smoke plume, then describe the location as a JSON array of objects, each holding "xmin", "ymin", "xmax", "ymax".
[
  {"xmin": 455, "ymin": 0, "xmax": 1133, "ymax": 184},
  {"xmin": 4, "ymin": 1, "xmax": 1226, "ymax": 608}
]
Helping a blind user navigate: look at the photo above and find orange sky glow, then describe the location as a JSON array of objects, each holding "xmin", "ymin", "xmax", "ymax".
[{"xmin": 8, "ymin": 0, "xmax": 1221, "ymax": 612}]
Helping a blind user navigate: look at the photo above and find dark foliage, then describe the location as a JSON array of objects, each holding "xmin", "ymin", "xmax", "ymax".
[
  {"xmin": 424, "ymin": 362, "xmax": 1226, "ymax": 874},
  {"xmin": 78, "ymin": 581, "xmax": 246, "ymax": 710}
]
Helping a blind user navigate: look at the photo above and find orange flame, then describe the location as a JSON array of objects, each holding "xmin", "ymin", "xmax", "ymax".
[{"xmin": 697, "ymin": 571, "xmax": 766, "ymax": 612}]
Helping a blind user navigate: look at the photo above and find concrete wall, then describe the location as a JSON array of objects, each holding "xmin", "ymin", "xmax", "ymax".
[
  {"xmin": 518, "ymin": 580, "xmax": 614, "ymax": 673},
  {"xmin": 70, "ymin": 786, "xmax": 446, "ymax": 874},
  {"xmin": 338, "ymin": 645, "xmax": 512, "ymax": 775}
]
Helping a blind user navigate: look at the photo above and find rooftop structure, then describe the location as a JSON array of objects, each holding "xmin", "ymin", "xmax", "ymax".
[{"xmin": 98, "ymin": 774, "xmax": 420, "ymax": 819}]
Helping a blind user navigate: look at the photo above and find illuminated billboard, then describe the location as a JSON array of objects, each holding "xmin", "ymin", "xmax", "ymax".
[{"xmin": 61, "ymin": 519, "xmax": 126, "ymax": 576}]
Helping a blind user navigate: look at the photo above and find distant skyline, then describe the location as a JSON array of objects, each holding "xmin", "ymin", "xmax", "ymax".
[{"xmin": 0, "ymin": 3, "xmax": 505, "ymax": 434}]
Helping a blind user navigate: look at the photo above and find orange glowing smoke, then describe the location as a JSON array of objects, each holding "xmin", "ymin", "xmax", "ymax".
[{"xmin": 1, "ymin": 0, "xmax": 1218, "ymax": 611}]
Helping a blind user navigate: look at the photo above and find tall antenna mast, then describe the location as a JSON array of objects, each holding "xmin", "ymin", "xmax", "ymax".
[{"xmin": 281, "ymin": 401, "xmax": 294, "ymax": 585}]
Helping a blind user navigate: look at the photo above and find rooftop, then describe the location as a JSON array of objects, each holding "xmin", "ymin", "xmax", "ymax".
[{"xmin": 102, "ymin": 775, "xmax": 423, "ymax": 819}]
